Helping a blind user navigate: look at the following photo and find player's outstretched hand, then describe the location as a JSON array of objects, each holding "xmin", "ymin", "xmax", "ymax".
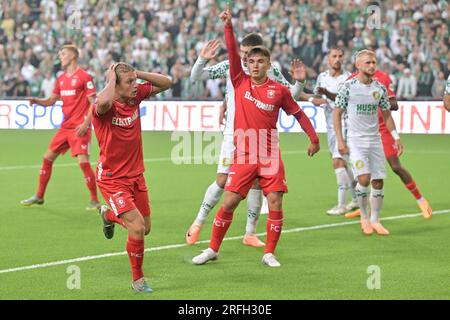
[
  {"xmin": 28, "ymin": 98, "xmax": 37, "ymax": 106},
  {"xmin": 76, "ymin": 122, "xmax": 89, "ymax": 137},
  {"xmin": 289, "ymin": 59, "xmax": 306, "ymax": 83},
  {"xmin": 307, "ymin": 143, "xmax": 320, "ymax": 157},
  {"xmin": 200, "ymin": 40, "xmax": 221, "ymax": 60},
  {"xmin": 219, "ymin": 3, "xmax": 231, "ymax": 26},
  {"xmin": 316, "ymin": 87, "xmax": 329, "ymax": 95}
]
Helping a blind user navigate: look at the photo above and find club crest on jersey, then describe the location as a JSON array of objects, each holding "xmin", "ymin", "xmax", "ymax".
[
  {"xmin": 71, "ymin": 79, "xmax": 78, "ymax": 87},
  {"xmin": 267, "ymin": 89, "xmax": 275, "ymax": 99},
  {"xmin": 372, "ymin": 91, "xmax": 381, "ymax": 100}
]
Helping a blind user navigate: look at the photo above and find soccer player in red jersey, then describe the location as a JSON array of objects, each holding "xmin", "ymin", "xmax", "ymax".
[
  {"xmin": 21, "ymin": 45, "xmax": 100, "ymax": 211},
  {"xmin": 93, "ymin": 63, "xmax": 171, "ymax": 293},
  {"xmin": 192, "ymin": 5, "xmax": 320, "ymax": 267},
  {"xmin": 345, "ymin": 68, "xmax": 432, "ymax": 219}
]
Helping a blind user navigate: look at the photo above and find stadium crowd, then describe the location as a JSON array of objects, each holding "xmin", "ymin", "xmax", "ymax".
[{"xmin": 0, "ymin": 0, "xmax": 449, "ymax": 100}]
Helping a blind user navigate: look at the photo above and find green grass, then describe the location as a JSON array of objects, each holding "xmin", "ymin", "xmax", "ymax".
[{"xmin": 0, "ymin": 130, "xmax": 449, "ymax": 300}]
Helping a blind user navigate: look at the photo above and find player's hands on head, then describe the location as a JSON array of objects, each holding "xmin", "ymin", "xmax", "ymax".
[
  {"xmin": 201, "ymin": 40, "xmax": 221, "ymax": 60},
  {"xmin": 106, "ymin": 63, "xmax": 118, "ymax": 84},
  {"xmin": 289, "ymin": 59, "xmax": 306, "ymax": 82},
  {"xmin": 307, "ymin": 143, "xmax": 320, "ymax": 157},
  {"xmin": 219, "ymin": 3, "xmax": 232, "ymax": 26}
]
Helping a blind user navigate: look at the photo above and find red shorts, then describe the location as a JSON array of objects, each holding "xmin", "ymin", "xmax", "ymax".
[
  {"xmin": 381, "ymin": 131, "xmax": 398, "ymax": 159},
  {"xmin": 49, "ymin": 128, "xmax": 91, "ymax": 157},
  {"xmin": 97, "ymin": 174, "xmax": 151, "ymax": 217},
  {"xmin": 225, "ymin": 156, "xmax": 288, "ymax": 198}
]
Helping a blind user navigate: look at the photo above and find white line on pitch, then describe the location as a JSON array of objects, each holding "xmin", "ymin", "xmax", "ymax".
[{"xmin": 0, "ymin": 209, "xmax": 449, "ymax": 275}]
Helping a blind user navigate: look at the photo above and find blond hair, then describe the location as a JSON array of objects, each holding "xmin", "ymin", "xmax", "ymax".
[
  {"xmin": 61, "ymin": 44, "xmax": 79, "ymax": 59},
  {"xmin": 114, "ymin": 62, "xmax": 136, "ymax": 85}
]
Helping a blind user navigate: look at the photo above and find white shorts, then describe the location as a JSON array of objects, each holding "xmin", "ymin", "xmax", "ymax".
[
  {"xmin": 348, "ymin": 138, "xmax": 386, "ymax": 180},
  {"xmin": 217, "ymin": 134, "xmax": 235, "ymax": 174}
]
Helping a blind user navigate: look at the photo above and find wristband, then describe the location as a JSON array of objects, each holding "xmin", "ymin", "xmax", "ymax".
[
  {"xmin": 391, "ymin": 130, "xmax": 400, "ymax": 140},
  {"xmin": 308, "ymin": 97, "xmax": 314, "ymax": 103}
]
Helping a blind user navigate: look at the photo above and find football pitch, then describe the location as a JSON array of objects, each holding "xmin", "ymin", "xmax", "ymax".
[{"xmin": 0, "ymin": 130, "xmax": 449, "ymax": 300}]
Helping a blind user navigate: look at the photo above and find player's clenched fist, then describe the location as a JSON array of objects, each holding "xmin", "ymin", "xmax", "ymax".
[{"xmin": 219, "ymin": 3, "xmax": 231, "ymax": 25}]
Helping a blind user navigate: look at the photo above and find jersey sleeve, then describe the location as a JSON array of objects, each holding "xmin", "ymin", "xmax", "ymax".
[
  {"xmin": 313, "ymin": 73, "xmax": 322, "ymax": 94},
  {"xmin": 335, "ymin": 81, "xmax": 350, "ymax": 110},
  {"xmin": 224, "ymin": 24, "xmax": 244, "ymax": 87},
  {"xmin": 136, "ymin": 82, "xmax": 153, "ymax": 103},
  {"xmin": 203, "ymin": 60, "xmax": 230, "ymax": 80},
  {"xmin": 379, "ymin": 85, "xmax": 390, "ymax": 111},
  {"xmin": 84, "ymin": 73, "xmax": 96, "ymax": 97},
  {"xmin": 281, "ymin": 86, "xmax": 301, "ymax": 115}
]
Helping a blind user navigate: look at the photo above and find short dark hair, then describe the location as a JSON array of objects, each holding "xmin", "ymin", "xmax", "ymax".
[
  {"xmin": 327, "ymin": 46, "xmax": 344, "ymax": 55},
  {"xmin": 241, "ymin": 33, "xmax": 263, "ymax": 47},
  {"xmin": 248, "ymin": 46, "xmax": 271, "ymax": 59}
]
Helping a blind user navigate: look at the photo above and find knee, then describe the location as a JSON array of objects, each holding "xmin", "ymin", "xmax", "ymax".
[
  {"xmin": 372, "ymin": 180, "xmax": 384, "ymax": 189},
  {"xmin": 267, "ymin": 194, "xmax": 283, "ymax": 211}
]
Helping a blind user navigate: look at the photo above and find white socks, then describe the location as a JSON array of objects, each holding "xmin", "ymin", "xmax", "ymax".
[
  {"xmin": 346, "ymin": 166, "xmax": 357, "ymax": 202},
  {"xmin": 355, "ymin": 183, "xmax": 370, "ymax": 219},
  {"xmin": 195, "ymin": 181, "xmax": 224, "ymax": 225},
  {"xmin": 246, "ymin": 189, "xmax": 263, "ymax": 235},
  {"xmin": 335, "ymin": 168, "xmax": 351, "ymax": 208},
  {"xmin": 370, "ymin": 188, "xmax": 384, "ymax": 223}
]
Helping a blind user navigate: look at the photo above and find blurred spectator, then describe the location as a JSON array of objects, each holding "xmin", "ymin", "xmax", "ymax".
[
  {"xmin": 40, "ymin": 71, "xmax": 56, "ymax": 97},
  {"xmin": 431, "ymin": 71, "xmax": 447, "ymax": 99},
  {"xmin": 417, "ymin": 65, "xmax": 434, "ymax": 97},
  {"xmin": 0, "ymin": 0, "xmax": 447, "ymax": 100},
  {"xmin": 397, "ymin": 68, "xmax": 417, "ymax": 100}
]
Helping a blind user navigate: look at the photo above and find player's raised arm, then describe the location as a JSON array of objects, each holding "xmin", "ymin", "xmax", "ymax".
[
  {"xmin": 136, "ymin": 70, "xmax": 172, "ymax": 96},
  {"xmin": 96, "ymin": 64, "xmax": 117, "ymax": 115},
  {"xmin": 191, "ymin": 40, "xmax": 222, "ymax": 81},
  {"xmin": 221, "ymin": 4, "xmax": 243, "ymax": 86}
]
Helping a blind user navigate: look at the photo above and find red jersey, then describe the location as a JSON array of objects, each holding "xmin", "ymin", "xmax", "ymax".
[
  {"xmin": 92, "ymin": 83, "xmax": 153, "ymax": 181},
  {"xmin": 348, "ymin": 70, "xmax": 395, "ymax": 135},
  {"xmin": 53, "ymin": 67, "xmax": 96, "ymax": 129},
  {"xmin": 224, "ymin": 24, "xmax": 318, "ymax": 158}
]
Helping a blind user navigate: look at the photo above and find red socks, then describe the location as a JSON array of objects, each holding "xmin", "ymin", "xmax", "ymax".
[
  {"xmin": 79, "ymin": 162, "xmax": 98, "ymax": 202},
  {"xmin": 105, "ymin": 209, "xmax": 126, "ymax": 228},
  {"xmin": 405, "ymin": 180, "xmax": 422, "ymax": 200},
  {"xmin": 36, "ymin": 158, "xmax": 53, "ymax": 198},
  {"xmin": 265, "ymin": 210, "xmax": 283, "ymax": 254},
  {"xmin": 126, "ymin": 236, "xmax": 145, "ymax": 281},
  {"xmin": 210, "ymin": 207, "xmax": 234, "ymax": 252}
]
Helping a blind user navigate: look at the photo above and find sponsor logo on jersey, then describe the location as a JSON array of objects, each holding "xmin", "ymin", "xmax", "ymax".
[
  {"xmin": 244, "ymin": 91, "xmax": 275, "ymax": 112},
  {"xmin": 112, "ymin": 109, "xmax": 139, "ymax": 127},
  {"xmin": 61, "ymin": 90, "xmax": 76, "ymax": 96}
]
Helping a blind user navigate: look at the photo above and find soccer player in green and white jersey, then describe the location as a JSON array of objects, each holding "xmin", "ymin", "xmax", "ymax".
[
  {"xmin": 187, "ymin": 34, "xmax": 306, "ymax": 247},
  {"xmin": 334, "ymin": 50, "xmax": 394, "ymax": 236},
  {"xmin": 444, "ymin": 75, "xmax": 450, "ymax": 112}
]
